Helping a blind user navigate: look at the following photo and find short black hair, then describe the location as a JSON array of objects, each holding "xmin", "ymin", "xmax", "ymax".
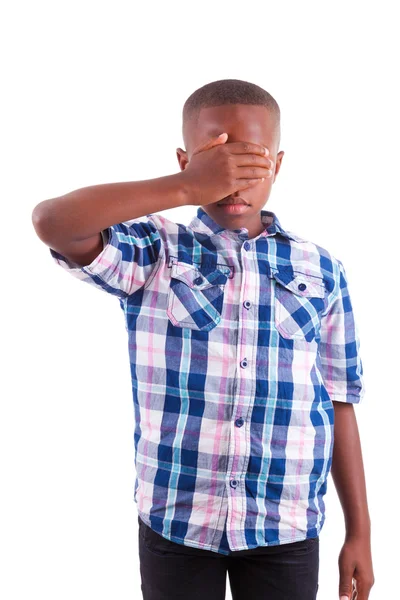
[{"xmin": 182, "ymin": 78, "xmax": 280, "ymax": 148}]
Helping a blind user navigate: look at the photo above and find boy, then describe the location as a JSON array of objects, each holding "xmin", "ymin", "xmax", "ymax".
[{"xmin": 32, "ymin": 79, "xmax": 374, "ymax": 600}]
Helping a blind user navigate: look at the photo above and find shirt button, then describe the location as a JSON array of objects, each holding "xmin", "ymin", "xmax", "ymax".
[
  {"xmin": 244, "ymin": 242, "xmax": 251, "ymax": 251},
  {"xmin": 194, "ymin": 276, "xmax": 203, "ymax": 285},
  {"xmin": 240, "ymin": 359, "xmax": 248, "ymax": 368},
  {"xmin": 235, "ymin": 418, "xmax": 244, "ymax": 427},
  {"xmin": 230, "ymin": 479, "xmax": 238, "ymax": 488},
  {"xmin": 243, "ymin": 300, "xmax": 251, "ymax": 309},
  {"xmin": 298, "ymin": 282, "xmax": 307, "ymax": 291}
]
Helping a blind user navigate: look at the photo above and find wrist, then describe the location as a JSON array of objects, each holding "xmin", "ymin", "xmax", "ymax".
[
  {"xmin": 345, "ymin": 516, "xmax": 371, "ymax": 540},
  {"xmin": 177, "ymin": 169, "xmax": 200, "ymax": 207}
]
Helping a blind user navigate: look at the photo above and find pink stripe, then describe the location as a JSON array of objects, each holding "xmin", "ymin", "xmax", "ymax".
[
  {"xmin": 199, "ymin": 239, "xmax": 236, "ymax": 545},
  {"xmin": 137, "ymin": 269, "xmax": 161, "ymax": 514}
]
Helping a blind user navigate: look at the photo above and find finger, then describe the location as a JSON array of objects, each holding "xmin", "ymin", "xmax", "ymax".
[
  {"xmin": 235, "ymin": 154, "xmax": 274, "ymax": 169},
  {"xmin": 192, "ymin": 133, "xmax": 228, "ymax": 155},
  {"xmin": 234, "ymin": 178, "xmax": 267, "ymax": 191},
  {"xmin": 339, "ymin": 569, "xmax": 354, "ymax": 600},
  {"xmin": 354, "ymin": 576, "xmax": 373, "ymax": 600},
  {"xmin": 235, "ymin": 166, "xmax": 274, "ymax": 180},
  {"xmin": 343, "ymin": 577, "xmax": 358, "ymax": 600},
  {"xmin": 226, "ymin": 141, "xmax": 269, "ymax": 157}
]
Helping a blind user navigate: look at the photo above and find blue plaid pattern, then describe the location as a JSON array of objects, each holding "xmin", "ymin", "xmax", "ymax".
[{"xmin": 49, "ymin": 206, "xmax": 365, "ymax": 555}]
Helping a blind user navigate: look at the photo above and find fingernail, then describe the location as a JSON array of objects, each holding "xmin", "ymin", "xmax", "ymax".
[{"xmin": 340, "ymin": 596, "xmax": 349, "ymax": 600}]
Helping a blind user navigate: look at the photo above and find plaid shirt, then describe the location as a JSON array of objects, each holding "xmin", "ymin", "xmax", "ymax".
[{"xmin": 49, "ymin": 206, "xmax": 365, "ymax": 555}]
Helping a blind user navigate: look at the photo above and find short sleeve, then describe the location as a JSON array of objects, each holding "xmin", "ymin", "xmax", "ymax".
[
  {"xmin": 318, "ymin": 260, "xmax": 366, "ymax": 404},
  {"xmin": 49, "ymin": 214, "xmax": 164, "ymax": 298}
]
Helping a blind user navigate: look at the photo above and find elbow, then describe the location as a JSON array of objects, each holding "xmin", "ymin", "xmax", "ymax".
[{"xmin": 31, "ymin": 199, "xmax": 57, "ymax": 243}]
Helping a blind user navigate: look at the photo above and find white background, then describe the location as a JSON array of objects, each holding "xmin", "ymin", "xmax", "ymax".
[{"xmin": 1, "ymin": 1, "xmax": 398, "ymax": 598}]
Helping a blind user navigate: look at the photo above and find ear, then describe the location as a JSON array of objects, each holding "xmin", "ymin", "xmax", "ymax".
[
  {"xmin": 176, "ymin": 147, "xmax": 189, "ymax": 172},
  {"xmin": 272, "ymin": 150, "xmax": 284, "ymax": 182}
]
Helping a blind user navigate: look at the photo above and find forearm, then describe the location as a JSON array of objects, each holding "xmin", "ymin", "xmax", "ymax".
[
  {"xmin": 330, "ymin": 401, "xmax": 371, "ymax": 538},
  {"xmin": 32, "ymin": 172, "xmax": 191, "ymax": 244}
]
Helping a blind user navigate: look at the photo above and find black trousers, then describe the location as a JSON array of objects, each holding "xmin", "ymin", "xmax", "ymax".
[{"xmin": 138, "ymin": 516, "xmax": 319, "ymax": 600}]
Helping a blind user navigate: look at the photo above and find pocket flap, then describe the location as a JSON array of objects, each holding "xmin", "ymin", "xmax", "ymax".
[
  {"xmin": 171, "ymin": 261, "xmax": 231, "ymax": 290},
  {"xmin": 270, "ymin": 269, "xmax": 326, "ymax": 298}
]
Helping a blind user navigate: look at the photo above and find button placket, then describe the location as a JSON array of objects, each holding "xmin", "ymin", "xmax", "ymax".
[{"xmin": 225, "ymin": 236, "xmax": 253, "ymax": 545}]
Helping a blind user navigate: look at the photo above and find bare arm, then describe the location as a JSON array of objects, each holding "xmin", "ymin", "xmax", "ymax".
[
  {"xmin": 31, "ymin": 173, "xmax": 189, "ymax": 267},
  {"xmin": 31, "ymin": 135, "xmax": 272, "ymax": 268},
  {"xmin": 331, "ymin": 401, "xmax": 374, "ymax": 598},
  {"xmin": 331, "ymin": 402, "xmax": 371, "ymax": 535}
]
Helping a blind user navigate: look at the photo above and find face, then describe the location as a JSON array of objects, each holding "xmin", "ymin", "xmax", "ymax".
[{"xmin": 176, "ymin": 104, "xmax": 284, "ymax": 239}]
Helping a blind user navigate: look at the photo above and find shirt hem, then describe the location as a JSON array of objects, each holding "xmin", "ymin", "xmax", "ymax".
[
  {"xmin": 330, "ymin": 393, "xmax": 363, "ymax": 403},
  {"xmin": 138, "ymin": 511, "xmax": 324, "ymax": 555}
]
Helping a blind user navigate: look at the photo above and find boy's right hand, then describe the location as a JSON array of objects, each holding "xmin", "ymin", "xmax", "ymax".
[{"xmin": 180, "ymin": 132, "xmax": 274, "ymax": 206}]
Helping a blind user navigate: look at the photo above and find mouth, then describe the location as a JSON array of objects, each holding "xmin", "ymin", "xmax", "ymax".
[
  {"xmin": 217, "ymin": 196, "xmax": 249, "ymax": 206},
  {"xmin": 216, "ymin": 198, "xmax": 250, "ymax": 214}
]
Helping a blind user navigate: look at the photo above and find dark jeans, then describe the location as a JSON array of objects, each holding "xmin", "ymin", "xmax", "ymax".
[{"xmin": 138, "ymin": 516, "xmax": 319, "ymax": 600}]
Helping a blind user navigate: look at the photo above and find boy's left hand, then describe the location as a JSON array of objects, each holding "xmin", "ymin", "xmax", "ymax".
[{"xmin": 338, "ymin": 535, "xmax": 375, "ymax": 599}]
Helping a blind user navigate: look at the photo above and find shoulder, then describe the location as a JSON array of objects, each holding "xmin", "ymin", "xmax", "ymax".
[
  {"xmin": 286, "ymin": 229, "xmax": 341, "ymax": 265},
  {"xmin": 112, "ymin": 213, "xmax": 184, "ymax": 248},
  {"xmin": 133, "ymin": 212, "xmax": 186, "ymax": 236},
  {"xmin": 284, "ymin": 230, "xmax": 343, "ymax": 294}
]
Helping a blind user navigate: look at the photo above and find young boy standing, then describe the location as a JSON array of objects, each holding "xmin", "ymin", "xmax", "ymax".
[{"xmin": 32, "ymin": 79, "xmax": 374, "ymax": 600}]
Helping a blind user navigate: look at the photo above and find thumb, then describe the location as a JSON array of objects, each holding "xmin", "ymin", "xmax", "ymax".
[
  {"xmin": 339, "ymin": 573, "xmax": 354, "ymax": 600},
  {"xmin": 192, "ymin": 132, "xmax": 228, "ymax": 156}
]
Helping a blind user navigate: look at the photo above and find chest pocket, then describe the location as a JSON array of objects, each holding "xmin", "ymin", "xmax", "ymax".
[
  {"xmin": 270, "ymin": 268, "xmax": 326, "ymax": 341},
  {"xmin": 167, "ymin": 260, "xmax": 232, "ymax": 331}
]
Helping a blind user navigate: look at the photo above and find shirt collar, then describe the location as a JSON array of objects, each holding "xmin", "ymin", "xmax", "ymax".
[{"xmin": 189, "ymin": 206, "xmax": 304, "ymax": 242}]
